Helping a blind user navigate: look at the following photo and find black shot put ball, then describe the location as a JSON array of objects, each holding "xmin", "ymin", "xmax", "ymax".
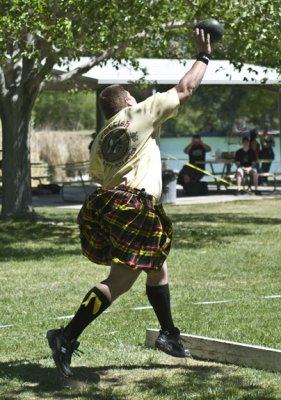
[{"xmin": 195, "ymin": 18, "xmax": 224, "ymax": 43}]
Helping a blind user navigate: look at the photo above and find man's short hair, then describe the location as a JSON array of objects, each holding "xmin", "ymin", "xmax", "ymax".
[
  {"xmin": 242, "ymin": 136, "xmax": 250, "ymax": 143},
  {"xmin": 99, "ymin": 85, "xmax": 128, "ymax": 119}
]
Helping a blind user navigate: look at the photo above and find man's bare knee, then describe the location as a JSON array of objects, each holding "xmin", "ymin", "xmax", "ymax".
[
  {"xmin": 98, "ymin": 262, "xmax": 141, "ymax": 302},
  {"xmin": 146, "ymin": 261, "xmax": 168, "ymax": 286}
]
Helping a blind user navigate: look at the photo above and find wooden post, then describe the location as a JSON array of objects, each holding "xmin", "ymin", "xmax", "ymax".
[{"xmin": 146, "ymin": 328, "xmax": 281, "ymax": 373}]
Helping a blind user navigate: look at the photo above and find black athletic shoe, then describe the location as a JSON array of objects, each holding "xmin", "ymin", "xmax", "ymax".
[
  {"xmin": 155, "ymin": 328, "xmax": 191, "ymax": 358},
  {"xmin": 46, "ymin": 328, "xmax": 81, "ymax": 377}
]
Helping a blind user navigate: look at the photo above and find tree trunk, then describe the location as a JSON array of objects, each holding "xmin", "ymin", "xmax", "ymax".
[{"xmin": 0, "ymin": 93, "xmax": 37, "ymax": 220}]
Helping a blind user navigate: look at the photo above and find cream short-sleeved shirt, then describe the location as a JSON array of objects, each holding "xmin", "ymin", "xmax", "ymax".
[{"xmin": 89, "ymin": 88, "xmax": 180, "ymax": 201}]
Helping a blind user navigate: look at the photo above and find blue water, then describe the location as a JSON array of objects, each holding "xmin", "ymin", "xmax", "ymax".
[{"xmin": 160, "ymin": 136, "xmax": 281, "ymax": 174}]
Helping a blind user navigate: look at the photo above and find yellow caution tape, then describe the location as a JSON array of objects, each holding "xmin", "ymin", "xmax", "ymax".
[{"xmin": 164, "ymin": 154, "xmax": 251, "ymax": 193}]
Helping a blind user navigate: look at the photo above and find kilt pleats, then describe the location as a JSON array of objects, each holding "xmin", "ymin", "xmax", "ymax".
[{"xmin": 77, "ymin": 185, "xmax": 173, "ymax": 271}]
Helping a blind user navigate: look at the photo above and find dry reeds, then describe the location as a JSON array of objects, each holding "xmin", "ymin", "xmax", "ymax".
[
  {"xmin": 31, "ymin": 130, "xmax": 94, "ymax": 182},
  {"xmin": 0, "ymin": 128, "xmax": 94, "ymax": 182}
]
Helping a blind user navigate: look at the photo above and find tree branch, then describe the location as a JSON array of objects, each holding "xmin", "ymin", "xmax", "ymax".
[
  {"xmin": 42, "ymin": 20, "xmax": 194, "ymax": 90},
  {"xmin": 27, "ymin": 53, "xmax": 57, "ymax": 93},
  {"xmin": 0, "ymin": 67, "xmax": 8, "ymax": 97},
  {"xmin": 165, "ymin": 21, "xmax": 194, "ymax": 29},
  {"xmin": 21, "ymin": 57, "xmax": 36, "ymax": 85},
  {"xmin": 42, "ymin": 44, "xmax": 122, "ymax": 89},
  {"xmin": 20, "ymin": 35, "xmax": 62, "ymax": 92}
]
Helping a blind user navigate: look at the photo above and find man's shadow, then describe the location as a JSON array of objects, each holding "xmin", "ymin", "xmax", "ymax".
[
  {"xmin": 0, "ymin": 360, "xmax": 97, "ymax": 398},
  {"xmin": 0, "ymin": 359, "xmax": 277, "ymax": 400},
  {"xmin": 0, "ymin": 359, "xmax": 220, "ymax": 399}
]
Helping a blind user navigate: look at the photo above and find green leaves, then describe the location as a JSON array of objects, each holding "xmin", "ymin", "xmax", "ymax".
[{"xmin": 0, "ymin": 0, "xmax": 280, "ymax": 86}]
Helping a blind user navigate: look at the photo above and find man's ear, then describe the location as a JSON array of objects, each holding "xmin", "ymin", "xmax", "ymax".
[{"xmin": 125, "ymin": 96, "xmax": 134, "ymax": 106}]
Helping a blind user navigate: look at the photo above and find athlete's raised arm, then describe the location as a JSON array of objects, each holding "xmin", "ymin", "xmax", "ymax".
[{"xmin": 176, "ymin": 28, "xmax": 211, "ymax": 104}]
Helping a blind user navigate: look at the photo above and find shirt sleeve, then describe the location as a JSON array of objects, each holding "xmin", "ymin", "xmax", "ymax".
[{"xmin": 140, "ymin": 88, "xmax": 180, "ymax": 127}]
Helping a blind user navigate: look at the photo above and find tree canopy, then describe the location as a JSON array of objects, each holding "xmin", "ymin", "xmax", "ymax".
[
  {"xmin": 185, "ymin": 0, "xmax": 281, "ymax": 72},
  {"xmin": 1, "ymin": 0, "xmax": 280, "ymax": 87}
]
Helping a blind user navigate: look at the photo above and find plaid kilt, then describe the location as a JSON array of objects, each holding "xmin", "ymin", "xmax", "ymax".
[{"xmin": 77, "ymin": 185, "xmax": 173, "ymax": 271}]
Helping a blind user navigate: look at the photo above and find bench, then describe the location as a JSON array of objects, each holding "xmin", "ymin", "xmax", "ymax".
[
  {"xmin": 257, "ymin": 172, "xmax": 277, "ymax": 190},
  {"xmin": 31, "ymin": 175, "xmax": 51, "ymax": 186},
  {"xmin": 223, "ymin": 172, "xmax": 278, "ymax": 191}
]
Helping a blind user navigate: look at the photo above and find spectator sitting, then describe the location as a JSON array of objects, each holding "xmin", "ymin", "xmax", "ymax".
[
  {"xmin": 177, "ymin": 134, "xmax": 211, "ymax": 186},
  {"xmin": 235, "ymin": 136, "xmax": 259, "ymax": 195}
]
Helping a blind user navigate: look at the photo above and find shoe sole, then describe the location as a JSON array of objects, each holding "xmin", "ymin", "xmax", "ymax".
[{"xmin": 46, "ymin": 330, "xmax": 73, "ymax": 378}]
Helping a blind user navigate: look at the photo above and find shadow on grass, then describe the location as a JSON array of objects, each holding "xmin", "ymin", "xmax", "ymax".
[
  {"xmin": 169, "ymin": 212, "xmax": 281, "ymax": 249},
  {"xmin": 0, "ymin": 360, "xmax": 278, "ymax": 400},
  {"xmin": 1, "ymin": 210, "xmax": 281, "ymax": 260},
  {"xmin": 0, "ymin": 214, "xmax": 81, "ymax": 261}
]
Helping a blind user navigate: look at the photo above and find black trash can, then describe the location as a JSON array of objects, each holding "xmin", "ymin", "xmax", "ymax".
[
  {"xmin": 161, "ymin": 169, "xmax": 177, "ymax": 203},
  {"xmin": 183, "ymin": 181, "xmax": 208, "ymax": 196}
]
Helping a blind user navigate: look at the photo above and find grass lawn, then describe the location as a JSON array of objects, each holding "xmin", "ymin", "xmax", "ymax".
[{"xmin": 1, "ymin": 198, "xmax": 281, "ymax": 399}]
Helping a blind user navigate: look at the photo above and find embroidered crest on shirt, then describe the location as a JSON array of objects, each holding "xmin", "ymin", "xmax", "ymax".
[
  {"xmin": 97, "ymin": 119, "xmax": 139, "ymax": 167},
  {"xmin": 101, "ymin": 127, "xmax": 130, "ymax": 162}
]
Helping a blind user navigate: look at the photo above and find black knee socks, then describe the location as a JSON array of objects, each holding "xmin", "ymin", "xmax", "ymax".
[
  {"xmin": 63, "ymin": 284, "xmax": 176, "ymax": 340},
  {"xmin": 63, "ymin": 286, "xmax": 111, "ymax": 340},
  {"xmin": 146, "ymin": 284, "xmax": 176, "ymax": 333}
]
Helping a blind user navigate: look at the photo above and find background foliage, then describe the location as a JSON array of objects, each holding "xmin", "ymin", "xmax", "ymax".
[
  {"xmin": 170, "ymin": 85, "xmax": 279, "ymax": 135},
  {"xmin": 33, "ymin": 85, "xmax": 279, "ymax": 134},
  {"xmin": 33, "ymin": 91, "xmax": 96, "ymax": 131}
]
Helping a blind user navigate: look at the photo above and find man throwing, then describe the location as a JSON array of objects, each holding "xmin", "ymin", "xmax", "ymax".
[{"xmin": 47, "ymin": 28, "xmax": 211, "ymax": 377}]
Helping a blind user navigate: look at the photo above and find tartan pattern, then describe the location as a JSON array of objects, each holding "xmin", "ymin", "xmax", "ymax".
[{"xmin": 77, "ymin": 185, "xmax": 173, "ymax": 271}]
